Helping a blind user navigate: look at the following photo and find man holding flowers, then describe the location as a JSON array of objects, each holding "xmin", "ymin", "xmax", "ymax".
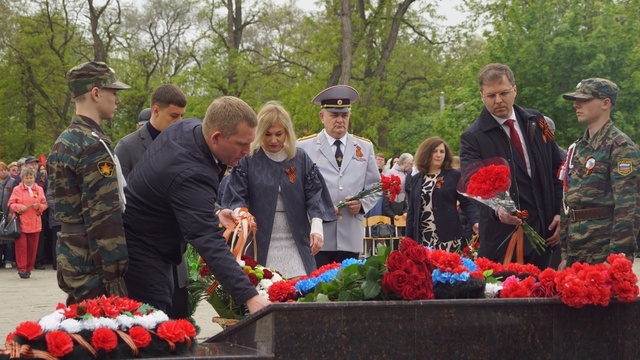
[
  {"xmin": 298, "ymin": 85, "xmax": 381, "ymax": 267},
  {"xmin": 460, "ymin": 63, "xmax": 564, "ymax": 269}
]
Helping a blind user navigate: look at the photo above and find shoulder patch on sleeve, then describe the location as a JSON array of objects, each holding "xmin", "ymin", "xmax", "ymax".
[
  {"xmin": 297, "ymin": 133, "xmax": 318, "ymax": 141},
  {"xmin": 352, "ymin": 134, "xmax": 371, "ymax": 143},
  {"xmin": 98, "ymin": 161, "xmax": 115, "ymax": 177},
  {"xmin": 617, "ymin": 159, "xmax": 633, "ymax": 176}
]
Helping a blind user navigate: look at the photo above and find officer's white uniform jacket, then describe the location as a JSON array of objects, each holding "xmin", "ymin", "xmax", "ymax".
[{"xmin": 298, "ymin": 129, "xmax": 381, "ymax": 253}]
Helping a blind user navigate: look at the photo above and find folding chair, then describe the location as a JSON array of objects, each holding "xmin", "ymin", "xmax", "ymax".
[
  {"xmin": 391, "ymin": 215, "xmax": 406, "ymax": 250},
  {"xmin": 367, "ymin": 215, "xmax": 393, "ymax": 256}
]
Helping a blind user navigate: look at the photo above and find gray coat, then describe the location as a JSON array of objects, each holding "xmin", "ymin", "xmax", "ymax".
[
  {"xmin": 222, "ymin": 148, "xmax": 337, "ymax": 274},
  {"xmin": 298, "ymin": 130, "xmax": 381, "ymax": 253},
  {"xmin": 1, "ymin": 175, "xmax": 15, "ymax": 215},
  {"xmin": 114, "ymin": 125, "xmax": 153, "ymax": 179}
]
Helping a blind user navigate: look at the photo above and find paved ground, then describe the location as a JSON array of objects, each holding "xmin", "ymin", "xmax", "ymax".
[
  {"xmin": 0, "ymin": 264, "xmax": 222, "ymax": 342},
  {"xmin": 2, "ymin": 260, "xmax": 640, "ymax": 344}
]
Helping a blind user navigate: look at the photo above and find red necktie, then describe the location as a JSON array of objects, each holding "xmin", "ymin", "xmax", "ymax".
[{"xmin": 505, "ymin": 119, "xmax": 526, "ymax": 164}]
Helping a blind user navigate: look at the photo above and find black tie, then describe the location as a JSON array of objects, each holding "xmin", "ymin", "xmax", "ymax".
[{"xmin": 334, "ymin": 140, "xmax": 343, "ymax": 168}]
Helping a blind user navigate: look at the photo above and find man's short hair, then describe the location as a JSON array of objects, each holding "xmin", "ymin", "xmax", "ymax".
[
  {"xmin": 478, "ymin": 63, "xmax": 516, "ymax": 90},
  {"xmin": 202, "ymin": 96, "xmax": 258, "ymax": 137},
  {"xmin": 151, "ymin": 84, "xmax": 187, "ymax": 109}
]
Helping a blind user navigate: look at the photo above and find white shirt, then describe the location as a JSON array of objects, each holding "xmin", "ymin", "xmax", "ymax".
[{"xmin": 492, "ymin": 109, "xmax": 531, "ymax": 176}]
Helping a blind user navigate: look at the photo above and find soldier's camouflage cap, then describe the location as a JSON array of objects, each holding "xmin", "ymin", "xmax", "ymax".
[
  {"xmin": 66, "ymin": 61, "xmax": 130, "ymax": 97},
  {"xmin": 562, "ymin": 78, "xmax": 618, "ymax": 105}
]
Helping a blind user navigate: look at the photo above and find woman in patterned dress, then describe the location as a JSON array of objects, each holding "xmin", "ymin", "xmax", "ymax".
[
  {"xmin": 222, "ymin": 102, "xmax": 336, "ymax": 278},
  {"xmin": 406, "ymin": 137, "xmax": 478, "ymax": 252}
]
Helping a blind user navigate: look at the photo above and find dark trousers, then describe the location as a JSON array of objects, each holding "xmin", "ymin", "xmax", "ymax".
[
  {"xmin": 166, "ymin": 265, "xmax": 189, "ymax": 319},
  {"xmin": 49, "ymin": 225, "xmax": 61, "ymax": 269},
  {"xmin": 315, "ymin": 251, "xmax": 359, "ymax": 268}
]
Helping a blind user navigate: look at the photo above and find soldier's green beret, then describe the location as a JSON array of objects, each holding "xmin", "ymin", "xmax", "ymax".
[
  {"xmin": 66, "ymin": 61, "xmax": 130, "ymax": 97},
  {"xmin": 562, "ymin": 78, "xmax": 618, "ymax": 105}
]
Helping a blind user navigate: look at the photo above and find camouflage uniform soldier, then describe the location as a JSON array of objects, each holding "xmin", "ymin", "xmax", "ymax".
[
  {"xmin": 559, "ymin": 78, "xmax": 640, "ymax": 268},
  {"xmin": 47, "ymin": 61, "xmax": 130, "ymax": 305}
]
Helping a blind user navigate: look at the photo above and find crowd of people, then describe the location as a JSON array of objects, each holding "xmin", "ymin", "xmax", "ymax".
[{"xmin": 1, "ymin": 60, "xmax": 637, "ymax": 319}]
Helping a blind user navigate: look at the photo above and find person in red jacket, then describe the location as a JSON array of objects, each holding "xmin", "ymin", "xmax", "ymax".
[{"xmin": 9, "ymin": 167, "xmax": 47, "ymax": 278}]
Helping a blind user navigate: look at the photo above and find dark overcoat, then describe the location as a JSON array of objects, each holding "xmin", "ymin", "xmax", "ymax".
[
  {"xmin": 460, "ymin": 105, "xmax": 563, "ymax": 264},
  {"xmin": 123, "ymin": 119, "xmax": 257, "ymax": 311}
]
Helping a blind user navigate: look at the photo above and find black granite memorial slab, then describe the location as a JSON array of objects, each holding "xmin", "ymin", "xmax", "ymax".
[{"xmin": 202, "ymin": 298, "xmax": 640, "ymax": 360}]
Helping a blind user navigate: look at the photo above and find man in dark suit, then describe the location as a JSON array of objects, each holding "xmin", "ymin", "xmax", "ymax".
[
  {"xmin": 122, "ymin": 96, "xmax": 269, "ymax": 315},
  {"xmin": 460, "ymin": 63, "xmax": 563, "ymax": 270},
  {"xmin": 115, "ymin": 84, "xmax": 188, "ymax": 318},
  {"xmin": 115, "ymin": 84, "xmax": 187, "ymax": 178}
]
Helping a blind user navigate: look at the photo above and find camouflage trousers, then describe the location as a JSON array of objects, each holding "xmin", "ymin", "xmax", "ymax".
[{"xmin": 56, "ymin": 232, "xmax": 127, "ymax": 305}]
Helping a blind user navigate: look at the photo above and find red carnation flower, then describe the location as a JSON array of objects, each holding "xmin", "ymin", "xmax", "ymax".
[
  {"xmin": 46, "ymin": 330, "xmax": 74, "ymax": 357},
  {"xmin": 15, "ymin": 321, "xmax": 43, "ymax": 340},
  {"xmin": 310, "ymin": 262, "xmax": 340, "ymax": 278},
  {"xmin": 91, "ymin": 328, "xmax": 118, "ymax": 352},
  {"xmin": 175, "ymin": 319, "xmax": 197, "ymax": 338},
  {"xmin": 466, "ymin": 164, "xmax": 511, "ymax": 199},
  {"xmin": 129, "ymin": 326, "xmax": 152, "ymax": 348},
  {"xmin": 268, "ymin": 280, "xmax": 297, "ymax": 302},
  {"xmin": 158, "ymin": 321, "xmax": 187, "ymax": 343}
]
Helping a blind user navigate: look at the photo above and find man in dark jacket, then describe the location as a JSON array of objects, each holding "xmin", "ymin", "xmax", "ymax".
[
  {"xmin": 123, "ymin": 96, "xmax": 269, "ymax": 314},
  {"xmin": 460, "ymin": 63, "xmax": 563, "ymax": 270}
]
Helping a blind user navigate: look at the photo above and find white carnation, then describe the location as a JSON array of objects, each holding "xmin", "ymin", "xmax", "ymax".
[
  {"xmin": 258, "ymin": 289, "xmax": 269, "ymax": 299},
  {"xmin": 39, "ymin": 317, "xmax": 61, "ymax": 332},
  {"xmin": 81, "ymin": 317, "xmax": 101, "ymax": 331},
  {"xmin": 116, "ymin": 315, "xmax": 136, "ymax": 330},
  {"xmin": 60, "ymin": 319, "xmax": 82, "ymax": 333},
  {"xmin": 271, "ymin": 273, "xmax": 283, "ymax": 282},
  {"xmin": 258, "ymin": 279, "xmax": 273, "ymax": 290}
]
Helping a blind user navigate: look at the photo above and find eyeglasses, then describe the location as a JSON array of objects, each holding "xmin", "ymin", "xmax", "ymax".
[{"xmin": 482, "ymin": 86, "xmax": 515, "ymax": 101}]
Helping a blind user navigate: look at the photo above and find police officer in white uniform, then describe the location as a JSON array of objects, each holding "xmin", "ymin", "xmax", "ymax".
[{"xmin": 298, "ymin": 85, "xmax": 381, "ymax": 266}]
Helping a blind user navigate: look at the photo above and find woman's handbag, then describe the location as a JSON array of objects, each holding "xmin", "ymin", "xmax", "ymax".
[
  {"xmin": 371, "ymin": 223, "xmax": 395, "ymax": 238},
  {"xmin": 0, "ymin": 211, "xmax": 21, "ymax": 242}
]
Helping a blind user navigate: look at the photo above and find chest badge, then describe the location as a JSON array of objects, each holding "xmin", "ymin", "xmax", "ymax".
[{"xmin": 584, "ymin": 156, "xmax": 595, "ymax": 176}]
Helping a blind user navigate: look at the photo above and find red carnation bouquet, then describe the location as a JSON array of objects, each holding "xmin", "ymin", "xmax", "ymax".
[
  {"xmin": 336, "ymin": 173, "xmax": 402, "ymax": 209},
  {"xmin": 457, "ymin": 157, "xmax": 547, "ymax": 263}
]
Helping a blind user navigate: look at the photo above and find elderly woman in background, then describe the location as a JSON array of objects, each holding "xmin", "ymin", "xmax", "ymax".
[
  {"xmin": 406, "ymin": 136, "xmax": 478, "ymax": 252},
  {"xmin": 383, "ymin": 152, "xmax": 413, "ymax": 220},
  {"xmin": 8, "ymin": 167, "xmax": 47, "ymax": 278},
  {"xmin": 222, "ymin": 101, "xmax": 336, "ymax": 278},
  {"xmin": 0, "ymin": 162, "xmax": 17, "ymax": 268}
]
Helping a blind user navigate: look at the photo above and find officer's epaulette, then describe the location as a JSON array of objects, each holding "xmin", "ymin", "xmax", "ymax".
[
  {"xmin": 297, "ymin": 133, "xmax": 318, "ymax": 141},
  {"xmin": 352, "ymin": 134, "xmax": 371, "ymax": 143}
]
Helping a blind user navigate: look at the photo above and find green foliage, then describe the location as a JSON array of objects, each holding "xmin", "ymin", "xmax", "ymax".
[
  {"xmin": 300, "ymin": 245, "xmax": 392, "ymax": 302},
  {"xmin": 3, "ymin": 0, "xmax": 640, "ymax": 163}
]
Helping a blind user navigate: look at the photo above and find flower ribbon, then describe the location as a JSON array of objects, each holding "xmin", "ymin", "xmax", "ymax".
[
  {"xmin": 285, "ymin": 166, "xmax": 297, "ymax": 183},
  {"xmin": 538, "ymin": 118, "xmax": 554, "ymax": 143},
  {"xmin": 207, "ymin": 208, "xmax": 257, "ymax": 295},
  {"xmin": 503, "ymin": 227, "xmax": 525, "ymax": 265}
]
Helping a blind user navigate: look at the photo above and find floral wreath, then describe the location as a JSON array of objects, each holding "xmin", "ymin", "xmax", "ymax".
[{"xmin": 0, "ymin": 296, "xmax": 197, "ymax": 359}]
